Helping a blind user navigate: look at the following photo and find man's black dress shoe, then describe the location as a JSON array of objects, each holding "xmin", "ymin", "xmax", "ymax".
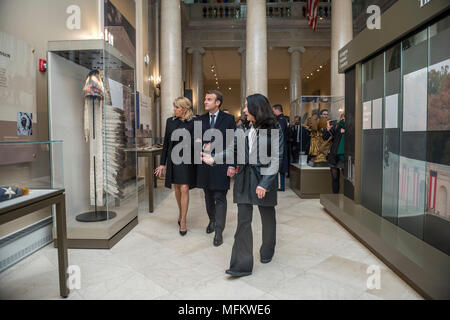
[
  {"xmin": 206, "ymin": 221, "xmax": 215, "ymax": 234},
  {"xmin": 213, "ymin": 232, "xmax": 223, "ymax": 247},
  {"xmin": 225, "ymin": 269, "xmax": 252, "ymax": 277},
  {"xmin": 260, "ymin": 257, "xmax": 272, "ymax": 264}
]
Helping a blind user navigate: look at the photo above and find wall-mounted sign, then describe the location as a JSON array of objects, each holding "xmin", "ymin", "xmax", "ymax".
[{"xmin": 338, "ymin": 49, "xmax": 349, "ymax": 72}]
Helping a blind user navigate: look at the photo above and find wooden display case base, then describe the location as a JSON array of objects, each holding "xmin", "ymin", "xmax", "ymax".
[{"xmin": 54, "ymin": 216, "xmax": 138, "ymax": 249}]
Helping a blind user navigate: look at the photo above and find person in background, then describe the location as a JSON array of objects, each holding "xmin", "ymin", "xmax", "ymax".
[
  {"xmin": 155, "ymin": 97, "xmax": 196, "ymax": 236},
  {"xmin": 320, "ymin": 109, "xmax": 329, "ymax": 119},
  {"xmin": 290, "ymin": 116, "xmax": 301, "ymax": 163},
  {"xmin": 272, "ymin": 104, "xmax": 289, "ymax": 191},
  {"xmin": 323, "ymin": 112, "xmax": 345, "ymax": 194}
]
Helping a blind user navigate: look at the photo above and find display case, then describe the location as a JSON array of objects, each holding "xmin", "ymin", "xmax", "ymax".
[
  {"xmin": 290, "ymin": 96, "xmax": 345, "ymax": 166},
  {"xmin": 0, "ymin": 141, "xmax": 64, "ymax": 206},
  {"xmin": 47, "ymin": 40, "xmax": 138, "ymax": 249},
  {"xmin": 289, "ymin": 96, "xmax": 345, "ymax": 199}
]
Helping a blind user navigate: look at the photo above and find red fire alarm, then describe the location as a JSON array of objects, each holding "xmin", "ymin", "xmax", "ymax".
[{"xmin": 39, "ymin": 59, "xmax": 47, "ymax": 72}]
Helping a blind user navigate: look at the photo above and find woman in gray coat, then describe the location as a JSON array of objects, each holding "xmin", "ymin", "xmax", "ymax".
[{"xmin": 202, "ymin": 93, "xmax": 283, "ymax": 277}]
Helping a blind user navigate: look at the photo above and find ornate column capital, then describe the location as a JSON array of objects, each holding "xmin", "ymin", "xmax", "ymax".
[
  {"xmin": 238, "ymin": 47, "xmax": 246, "ymax": 55},
  {"xmin": 288, "ymin": 46, "xmax": 306, "ymax": 54},
  {"xmin": 187, "ymin": 47, "xmax": 205, "ymax": 55}
]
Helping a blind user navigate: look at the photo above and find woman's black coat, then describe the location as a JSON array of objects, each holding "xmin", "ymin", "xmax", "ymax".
[
  {"xmin": 160, "ymin": 117, "xmax": 195, "ymax": 189},
  {"xmin": 323, "ymin": 122, "xmax": 344, "ymax": 166}
]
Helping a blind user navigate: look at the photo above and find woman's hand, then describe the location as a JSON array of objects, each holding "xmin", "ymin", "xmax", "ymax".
[
  {"xmin": 154, "ymin": 165, "xmax": 166, "ymax": 177},
  {"xmin": 201, "ymin": 152, "xmax": 215, "ymax": 166},
  {"xmin": 203, "ymin": 143, "xmax": 211, "ymax": 152},
  {"xmin": 256, "ymin": 186, "xmax": 267, "ymax": 199}
]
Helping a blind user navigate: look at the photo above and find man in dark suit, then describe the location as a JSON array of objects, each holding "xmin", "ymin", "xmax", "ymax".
[
  {"xmin": 196, "ymin": 90, "xmax": 236, "ymax": 247},
  {"xmin": 272, "ymin": 104, "xmax": 289, "ymax": 191}
]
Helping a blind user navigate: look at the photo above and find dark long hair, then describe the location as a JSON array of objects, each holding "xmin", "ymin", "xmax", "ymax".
[{"xmin": 246, "ymin": 94, "xmax": 277, "ymax": 129}]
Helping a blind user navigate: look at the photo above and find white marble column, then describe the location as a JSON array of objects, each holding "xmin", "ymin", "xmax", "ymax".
[
  {"xmin": 288, "ymin": 46, "xmax": 305, "ymax": 103},
  {"xmin": 238, "ymin": 47, "xmax": 246, "ymax": 111},
  {"xmin": 331, "ymin": 0, "xmax": 353, "ymax": 97},
  {"xmin": 246, "ymin": 0, "xmax": 268, "ymax": 97},
  {"xmin": 161, "ymin": 0, "xmax": 183, "ymax": 134},
  {"xmin": 188, "ymin": 47, "xmax": 205, "ymax": 115}
]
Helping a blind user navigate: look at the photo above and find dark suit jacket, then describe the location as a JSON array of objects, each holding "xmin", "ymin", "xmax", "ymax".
[
  {"xmin": 277, "ymin": 114, "xmax": 289, "ymax": 173},
  {"xmin": 195, "ymin": 110, "xmax": 236, "ymax": 191}
]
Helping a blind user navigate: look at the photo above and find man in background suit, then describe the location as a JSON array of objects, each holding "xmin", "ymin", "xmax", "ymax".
[
  {"xmin": 196, "ymin": 90, "xmax": 236, "ymax": 247},
  {"xmin": 272, "ymin": 104, "xmax": 289, "ymax": 191}
]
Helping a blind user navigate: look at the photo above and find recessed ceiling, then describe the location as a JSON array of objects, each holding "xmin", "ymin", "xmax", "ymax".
[{"xmin": 203, "ymin": 47, "xmax": 330, "ymax": 82}]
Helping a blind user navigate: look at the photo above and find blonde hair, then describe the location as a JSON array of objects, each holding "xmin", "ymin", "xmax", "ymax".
[{"xmin": 173, "ymin": 97, "xmax": 194, "ymax": 121}]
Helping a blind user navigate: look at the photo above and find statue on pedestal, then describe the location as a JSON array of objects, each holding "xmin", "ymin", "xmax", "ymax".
[{"xmin": 308, "ymin": 115, "xmax": 331, "ymax": 167}]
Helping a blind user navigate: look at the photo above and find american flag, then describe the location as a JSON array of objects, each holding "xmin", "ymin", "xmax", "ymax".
[
  {"xmin": 307, "ymin": 0, "xmax": 320, "ymax": 31},
  {"xmin": 428, "ymin": 170, "xmax": 438, "ymax": 211}
]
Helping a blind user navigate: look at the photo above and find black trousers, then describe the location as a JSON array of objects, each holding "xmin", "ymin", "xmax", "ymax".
[
  {"xmin": 229, "ymin": 204, "xmax": 276, "ymax": 273},
  {"xmin": 204, "ymin": 189, "xmax": 228, "ymax": 233},
  {"xmin": 330, "ymin": 167, "xmax": 343, "ymax": 194}
]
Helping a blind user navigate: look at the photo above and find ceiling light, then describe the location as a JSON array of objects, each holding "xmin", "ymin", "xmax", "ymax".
[
  {"xmin": 320, "ymin": 65, "xmax": 323, "ymax": 68},
  {"xmin": 317, "ymin": 69, "xmax": 320, "ymax": 72},
  {"xmin": 284, "ymin": 87, "xmax": 288, "ymax": 90},
  {"xmin": 307, "ymin": 76, "xmax": 310, "ymax": 79},
  {"xmin": 229, "ymin": 87, "xmax": 232, "ymax": 90}
]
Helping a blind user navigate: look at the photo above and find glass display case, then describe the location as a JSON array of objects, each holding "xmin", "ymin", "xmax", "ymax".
[
  {"xmin": 0, "ymin": 141, "xmax": 64, "ymax": 206},
  {"xmin": 290, "ymin": 96, "xmax": 345, "ymax": 166},
  {"xmin": 47, "ymin": 39, "xmax": 138, "ymax": 248}
]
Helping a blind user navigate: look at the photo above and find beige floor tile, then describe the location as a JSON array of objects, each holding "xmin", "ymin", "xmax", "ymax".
[
  {"xmin": 171, "ymin": 272, "xmax": 267, "ymax": 300},
  {"xmin": 307, "ymin": 255, "xmax": 375, "ymax": 291},
  {"xmin": 77, "ymin": 271, "xmax": 169, "ymax": 300},
  {"xmin": 270, "ymin": 273, "xmax": 363, "ymax": 300},
  {"xmin": 240, "ymin": 261, "xmax": 305, "ymax": 293},
  {"xmin": 365, "ymin": 269, "xmax": 424, "ymax": 300}
]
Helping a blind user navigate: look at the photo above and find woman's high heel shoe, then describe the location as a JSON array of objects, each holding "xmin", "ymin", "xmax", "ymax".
[{"xmin": 179, "ymin": 228, "xmax": 187, "ymax": 236}]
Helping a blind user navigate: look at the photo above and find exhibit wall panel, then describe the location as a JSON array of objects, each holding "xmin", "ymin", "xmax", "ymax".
[
  {"xmin": 344, "ymin": 67, "xmax": 356, "ymax": 200},
  {"xmin": 361, "ymin": 53, "xmax": 385, "ymax": 216}
]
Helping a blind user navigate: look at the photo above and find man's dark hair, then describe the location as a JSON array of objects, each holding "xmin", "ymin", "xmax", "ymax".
[
  {"xmin": 272, "ymin": 104, "xmax": 283, "ymax": 113},
  {"xmin": 207, "ymin": 90, "xmax": 223, "ymax": 108}
]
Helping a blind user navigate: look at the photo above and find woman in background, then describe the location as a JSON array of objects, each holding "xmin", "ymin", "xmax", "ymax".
[
  {"xmin": 155, "ymin": 97, "xmax": 196, "ymax": 236},
  {"xmin": 323, "ymin": 112, "xmax": 345, "ymax": 194}
]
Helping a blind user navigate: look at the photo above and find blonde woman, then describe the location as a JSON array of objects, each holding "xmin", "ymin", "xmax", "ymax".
[{"xmin": 155, "ymin": 97, "xmax": 196, "ymax": 236}]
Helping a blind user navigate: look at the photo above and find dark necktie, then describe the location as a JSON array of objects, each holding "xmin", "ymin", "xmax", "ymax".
[{"xmin": 210, "ymin": 115, "xmax": 216, "ymax": 128}]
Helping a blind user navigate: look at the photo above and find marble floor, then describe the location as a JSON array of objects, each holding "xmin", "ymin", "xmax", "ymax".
[{"xmin": 0, "ymin": 179, "xmax": 423, "ymax": 300}]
